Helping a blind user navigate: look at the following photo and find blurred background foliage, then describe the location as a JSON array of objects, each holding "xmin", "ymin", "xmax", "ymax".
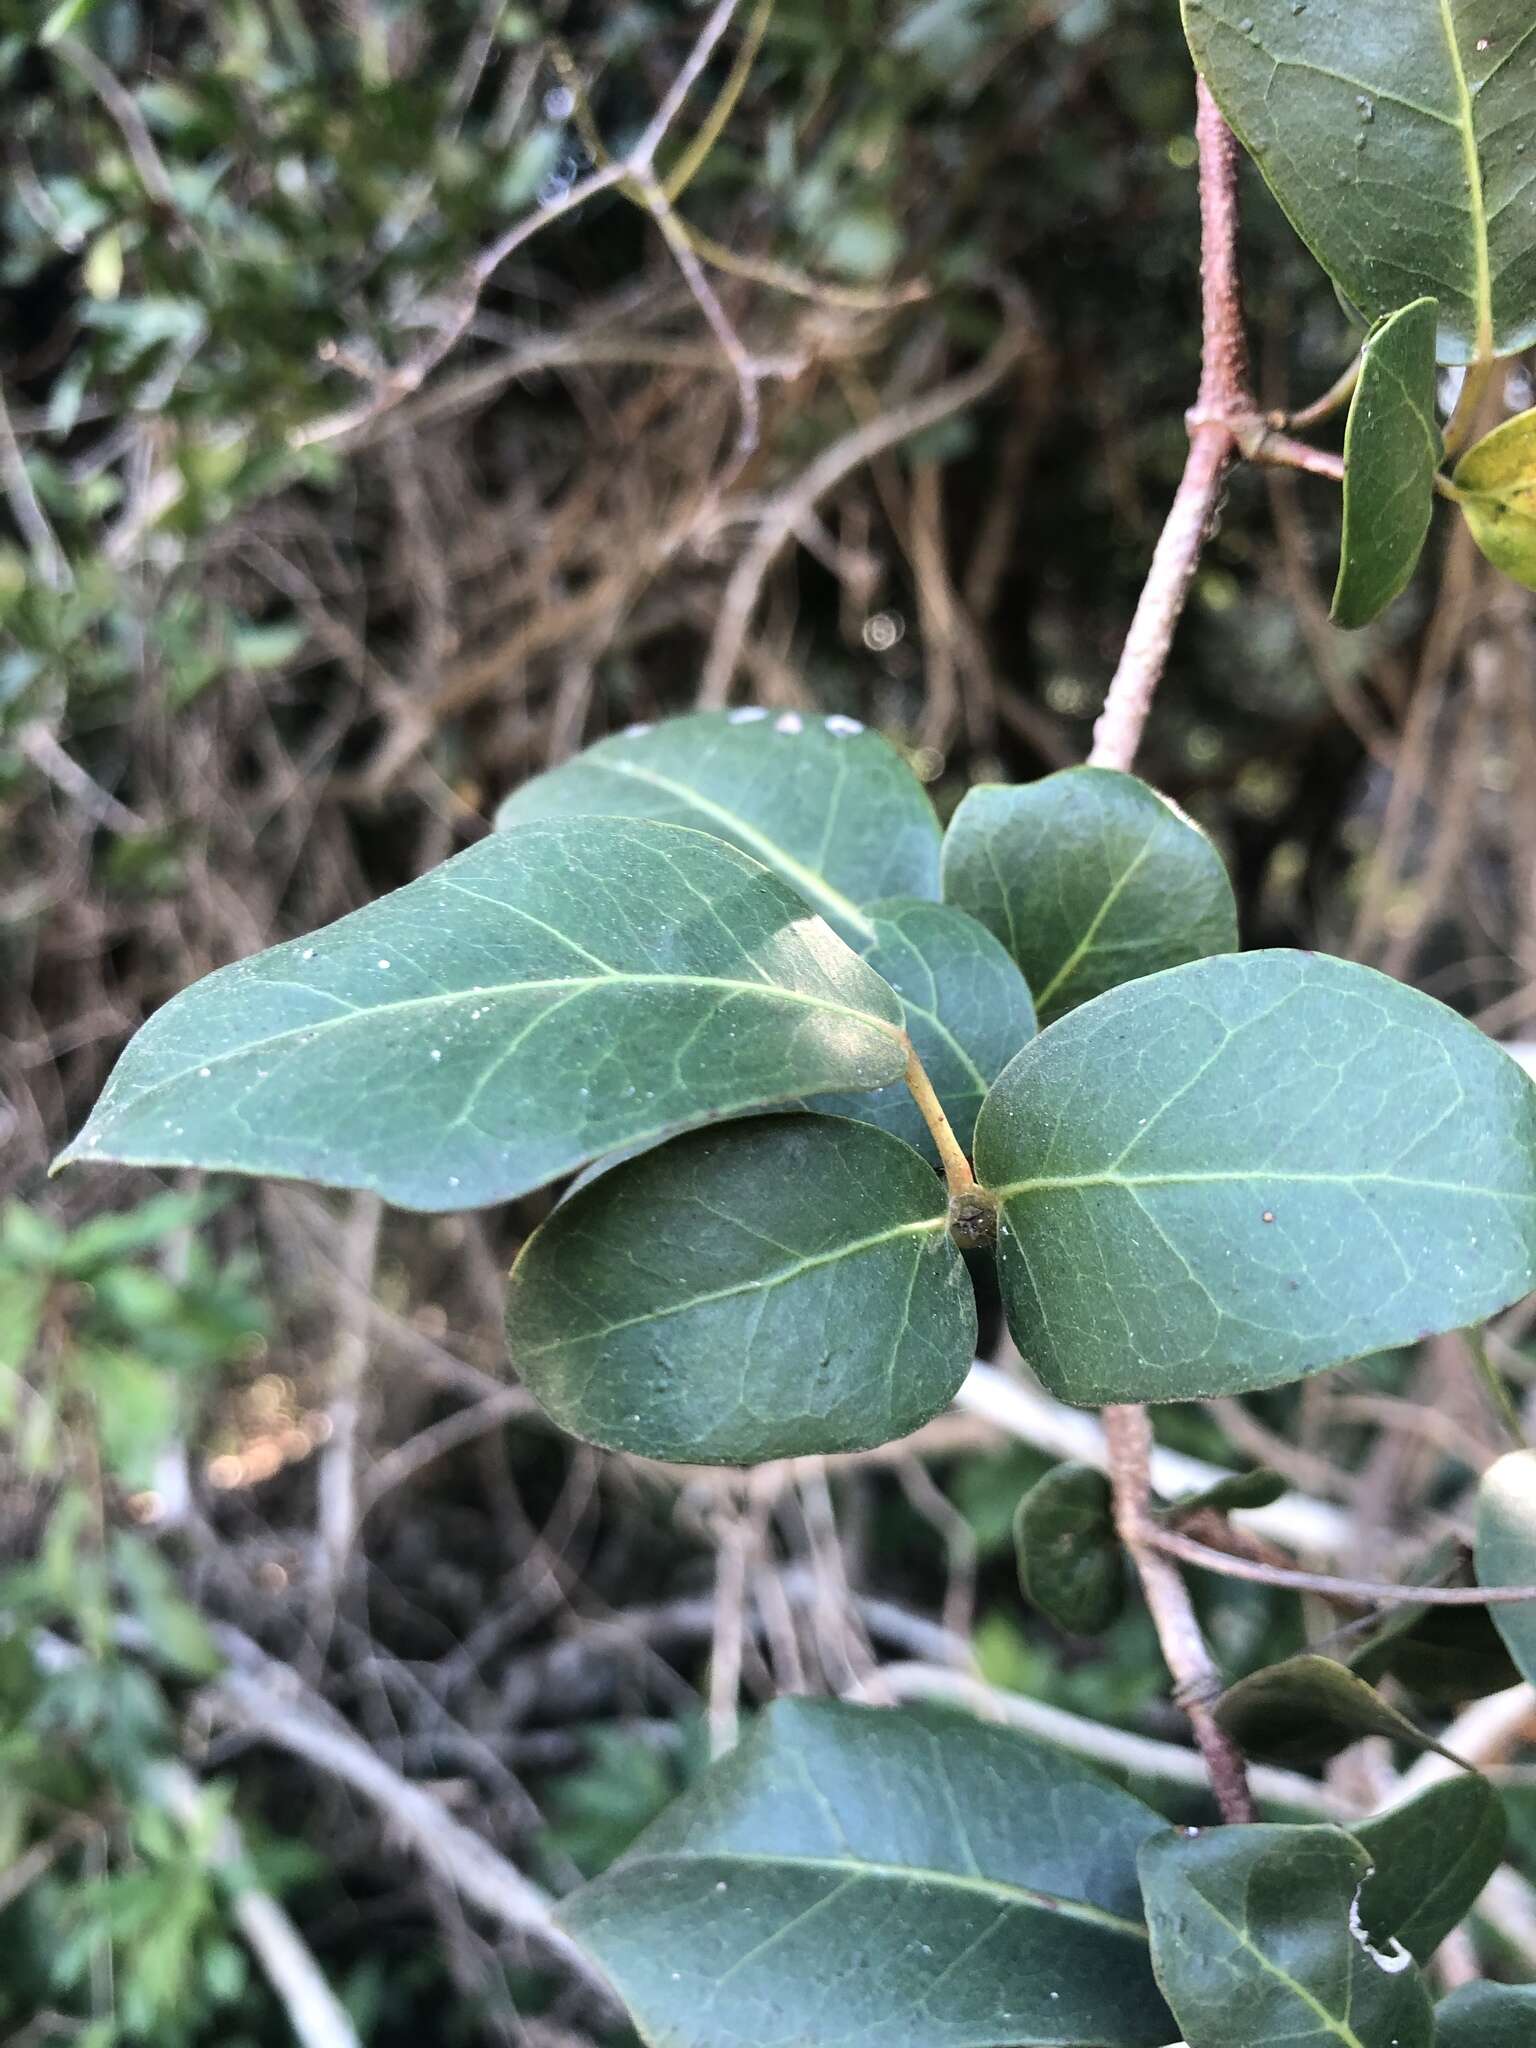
[{"xmin": 3, "ymin": 1, "xmax": 1536, "ymax": 2041}]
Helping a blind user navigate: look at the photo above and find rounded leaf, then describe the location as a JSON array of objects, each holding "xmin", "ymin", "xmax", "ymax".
[
  {"xmin": 505, "ymin": 1114, "xmax": 976, "ymax": 1464},
  {"xmin": 1140, "ymin": 1823, "xmax": 1435, "ymax": 2048},
  {"xmin": 974, "ymin": 951, "xmax": 1536, "ymax": 1405},
  {"xmin": 495, "ymin": 708, "xmax": 940, "ymax": 942},
  {"xmin": 1014, "ymin": 1461, "xmax": 1126, "ymax": 1635},
  {"xmin": 55, "ymin": 820, "xmax": 910, "ymax": 1211},
  {"xmin": 1354, "ymin": 1774, "xmax": 1506, "ymax": 1965},
  {"xmin": 808, "ymin": 898, "xmax": 1036, "ymax": 1161},
  {"xmin": 1454, "ymin": 406, "xmax": 1536, "ymax": 591},
  {"xmin": 559, "ymin": 1697, "xmax": 1175, "ymax": 2048},
  {"xmin": 941, "ymin": 768, "xmax": 1237, "ymax": 1025}
]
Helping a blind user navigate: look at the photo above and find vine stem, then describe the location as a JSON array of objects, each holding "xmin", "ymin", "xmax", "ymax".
[
  {"xmin": 904, "ymin": 1045, "xmax": 977, "ymax": 1199},
  {"xmin": 1087, "ymin": 77, "xmax": 1256, "ymax": 1828}
]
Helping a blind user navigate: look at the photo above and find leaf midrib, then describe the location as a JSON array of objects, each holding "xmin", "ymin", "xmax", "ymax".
[
  {"xmin": 1032, "ymin": 835, "xmax": 1157, "ymax": 1014},
  {"xmin": 1435, "ymin": 0, "xmax": 1494, "ymax": 359},
  {"xmin": 609, "ymin": 1849, "xmax": 1149, "ymax": 1941},
  {"xmin": 514, "ymin": 1214, "xmax": 947, "ymax": 1354},
  {"xmin": 590, "ymin": 756, "xmax": 881, "ymax": 939},
  {"xmin": 994, "ymin": 1166, "xmax": 1536, "ymax": 1203},
  {"xmin": 1179, "ymin": 1880, "xmax": 1372, "ymax": 2048},
  {"xmin": 67, "ymin": 971, "xmax": 908, "ymax": 1140}
]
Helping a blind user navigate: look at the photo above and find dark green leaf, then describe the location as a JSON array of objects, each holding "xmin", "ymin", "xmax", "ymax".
[
  {"xmin": 495, "ymin": 709, "xmax": 940, "ymax": 943},
  {"xmin": 1347, "ymin": 1537, "xmax": 1520, "ymax": 1708},
  {"xmin": 1436, "ymin": 1983, "xmax": 1536, "ymax": 2047},
  {"xmin": 1332, "ymin": 299, "xmax": 1441, "ymax": 628},
  {"xmin": 55, "ymin": 820, "xmax": 909, "ymax": 1211},
  {"xmin": 559, "ymin": 1697, "xmax": 1175, "ymax": 2048},
  {"xmin": 1475, "ymin": 1448, "xmax": 1536, "ymax": 1686},
  {"xmin": 1140, "ymin": 1823, "xmax": 1435, "ymax": 2048},
  {"xmin": 1013, "ymin": 1461, "xmax": 1125, "ymax": 1634},
  {"xmin": 973, "ymin": 951, "xmax": 1536, "ymax": 1405},
  {"xmin": 1159, "ymin": 1467, "xmax": 1288, "ymax": 1519},
  {"xmin": 1454, "ymin": 406, "xmax": 1536, "ymax": 591},
  {"xmin": 808, "ymin": 898, "xmax": 1035, "ymax": 1161},
  {"xmin": 1354, "ymin": 1774, "xmax": 1506, "ymax": 1963},
  {"xmin": 1215, "ymin": 1654, "xmax": 1454, "ymax": 1769},
  {"xmin": 505, "ymin": 1115, "xmax": 975, "ymax": 1464},
  {"xmin": 1182, "ymin": 1, "xmax": 1536, "ymax": 362},
  {"xmin": 941, "ymin": 768, "xmax": 1237, "ymax": 1024}
]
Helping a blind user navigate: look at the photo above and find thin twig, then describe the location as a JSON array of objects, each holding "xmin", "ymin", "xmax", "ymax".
[
  {"xmin": 698, "ymin": 314, "xmax": 1033, "ymax": 705},
  {"xmin": 0, "ymin": 374, "xmax": 71, "ymax": 593},
  {"xmin": 53, "ymin": 34, "xmax": 183, "ymax": 219},
  {"xmin": 149, "ymin": 1762, "xmax": 362, "ymax": 2048},
  {"xmin": 1089, "ymin": 79, "xmax": 1245, "ymax": 775},
  {"xmin": 955, "ymin": 1361, "xmax": 1353, "ymax": 1556},
  {"xmin": 296, "ymin": 0, "xmax": 749, "ymax": 449},
  {"xmin": 1148, "ymin": 1523, "xmax": 1536, "ymax": 1606},
  {"xmin": 1102, "ymin": 1406, "xmax": 1255, "ymax": 1822},
  {"xmin": 878, "ymin": 1664, "xmax": 1354, "ymax": 1819}
]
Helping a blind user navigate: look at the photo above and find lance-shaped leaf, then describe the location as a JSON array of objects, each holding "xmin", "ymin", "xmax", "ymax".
[
  {"xmin": 1139, "ymin": 1824, "xmax": 1435, "ymax": 2048},
  {"xmin": 1436, "ymin": 1983, "xmax": 1536, "ymax": 2047},
  {"xmin": 1353, "ymin": 1775, "xmax": 1506, "ymax": 1964},
  {"xmin": 1215, "ymin": 1654, "xmax": 1455, "ymax": 1770},
  {"xmin": 1475, "ymin": 1448, "xmax": 1536, "ymax": 1686},
  {"xmin": 1454, "ymin": 406, "xmax": 1536, "ymax": 591},
  {"xmin": 559, "ymin": 1697, "xmax": 1176, "ymax": 2048},
  {"xmin": 941, "ymin": 769, "xmax": 1237, "ymax": 1026},
  {"xmin": 505, "ymin": 1115, "xmax": 975, "ymax": 1464},
  {"xmin": 1014, "ymin": 1461, "xmax": 1125, "ymax": 1635},
  {"xmin": 495, "ymin": 709, "xmax": 940, "ymax": 942},
  {"xmin": 56, "ymin": 820, "xmax": 909, "ymax": 1212},
  {"xmin": 1182, "ymin": 1, "xmax": 1536, "ymax": 363},
  {"xmin": 1333, "ymin": 299, "xmax": 1442, "ymax": 628},
  {"xmin": 809, "ymin": 899, "xmax": 1036, "ymax": 1161},
  {"xmin": 974, "ymin": 951, "xmax": 1536, "ymax": 1406}
]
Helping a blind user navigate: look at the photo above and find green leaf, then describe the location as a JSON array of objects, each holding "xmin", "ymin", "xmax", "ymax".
[
  {"xmin": 1454, "ymin": 406, "xmax": 1536, "ymax": 591},
  {"xmin": 808, "ymin": 899, "xmax": 1036, "ymax": 1162},
  {"xmin": 558, "ymin": 1697, "xmax": 1176, "ymax": 2048},
  {"xmin": 1139, "ymin": 1823, "xmax": 1435, "ymax": 2048},
  {"xmin": 1332, "ymin": 299, "xmax": 1442, "ymax": 628},
  {"xmin": 86, "ymin": 1347, "xmax": 178, "ymax": 1490},
  {"xmin": 1475, "ymin": 1448, "xmax": 1536, "ymax": 1686},
  {"xmin": 1013, "ymin": 1461, "xmax": 1125, "ymax": 1634},
  {"xmin": 1353, "ymin": 1774, "xmax": 1506, "ymax": 1964},
  {"xmin": 1181, "ymin": 1, "xmax": 1536, "ymax": 363},
  {"xmin": 1158, "ymin": 1467, "xmax": 1288, "ymax": 1518},
  {"xmin": 55, "ymin": 820, "xmax": 909, "ymax": 1211},
  {"xmin": 1347, "ymin": 1536, "xmax": 1520, "ymax": 1708},
  {"xmin": 940, "ymin": 768, "xmax": 1237, "ymax": 1025},
  {"xmin": 1436, "ymin": 1983, "xmax": 1536, "ymax": 2047},
  {"xmin": 1214, "ymin": 1654, "xmax": 1454, "ymax": 1769},
  {"xmin": 506, "ymin": 1115, "xmax": 974, "ymax": 1464},
  {"xmin": 973, "ymin": 950, "xmax": 1536, "ymax": 1406},
  {"xmin": 495, "ymin": 710, "xmax": 941, "ymax": 943}
]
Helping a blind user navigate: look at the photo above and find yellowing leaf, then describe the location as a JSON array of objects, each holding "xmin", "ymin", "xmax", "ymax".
[{"xmin": 1454, "ymin": 407, "xmax": 1536, "ymax": 591}]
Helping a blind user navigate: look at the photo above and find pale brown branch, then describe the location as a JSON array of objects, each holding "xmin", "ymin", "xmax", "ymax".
[
  {"xmin": 1089, "ymin": 78, "xmax": 1248, "ymax": 774},
  {"xmin": 1102, "ymin": 1405, "xmax": 1255, "ymax": 1823},
  {"xmin": 1149, "ymin": 1523, "xmax": 1536, "ymax": 1606}
]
